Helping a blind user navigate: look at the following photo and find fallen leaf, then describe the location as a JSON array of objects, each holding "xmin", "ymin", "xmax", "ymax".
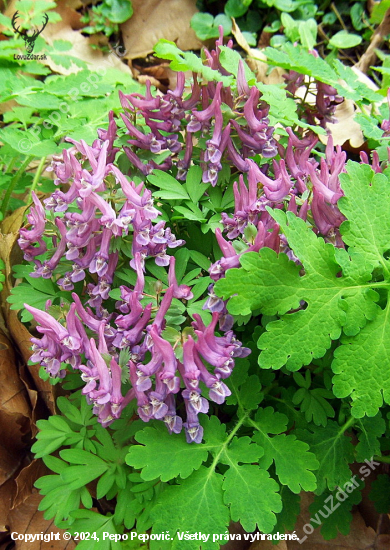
[
  {"xmin": 231, "ymin": 20, "xmax": 285, "ymax": 85},
  {"xmin": 0, "ymin": 478, "xmax": 16, "ymax": 533},
  {"xmin": 319, "ymin": 99, "xmax": 365, "ymax": 148},
  {"xmin": 285, "ymin": 492, "xmax": 377, "ymax": 549},
  {"xmin": 0, "ymin": 328, "xmax": 31, "ymax": 457},
  {"xmin": 0, "ymin": 205, "xmax": 29, "ymax": 311},
  {"xmin": 50, "ymin": 0, "xmax": 84, "ymax": 30},
  {"xmin": 249, "ymin": 541, "xmax": 287, "ymax": 550},
  {"xmin": 131, "ymin": 61, "xmax": 183, "ymax": 92},
  {"xmin": 121, "ymin": 0, "xmax": 202, "ymax": 60},
  {"xmin": 0, "ymin": 441, "xmax": 20, "ymax": 490},
  {"xmin": 12, "ymin": 460, "xmax": 48, "ymax": 510},
  {"xmin": 0, "ymin": 205, "xmax": 57, "ymax": 420},
  {"xmin": 8, "ymin": 493, "xmax": 76, "ymax": 550}
]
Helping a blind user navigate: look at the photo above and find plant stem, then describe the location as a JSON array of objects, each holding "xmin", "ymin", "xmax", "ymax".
[
  {"xmin": 4, "ymin": 156, "xmax": 18, "ymax": 174},
  {"xmin": 373, "ymin": 455, "xmax": 390, "ymax": 464},
  {"xmin": 27, "ymin": 156, "xmax": 47, "ymax": 204},
  {"xmin": 331, "ymin": 2, "xmax": 347, "ymax": 31},
  {"xmin": 0, "ymin": 155, "xmax": 34, "ymax": 216}
]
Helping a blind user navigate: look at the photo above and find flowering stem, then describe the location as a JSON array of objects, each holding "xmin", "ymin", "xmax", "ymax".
[
  {"xmin": 27, "ymin": 156, "xmax": 47, "ymax": 205},
  {"xmin": 0, "ymin": 155, "xmax": 34, "ymax": 216}
]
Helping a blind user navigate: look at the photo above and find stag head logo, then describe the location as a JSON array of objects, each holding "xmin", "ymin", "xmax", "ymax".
[{"xmin": 12, "ymin": 11, "xmax": 48, "ymax": 53}]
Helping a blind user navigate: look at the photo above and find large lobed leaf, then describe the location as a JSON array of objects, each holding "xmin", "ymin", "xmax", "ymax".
[{"xmin": 215, "ymin": 161, "xmax": 390, "ymax": 418}]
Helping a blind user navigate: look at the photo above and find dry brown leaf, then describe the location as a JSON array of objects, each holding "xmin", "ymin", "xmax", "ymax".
[
  {"xmin": 8, "ymin": 314, "xmax": 56, "ymax": 417},
  {"xmin": 8, "ymin": 493, "xmax": 76, "ymax": 550},
  {"xmin": 0, "ymin": 204, "xmax": 29, "ymax": 236},
  {"xmin": 231, "ymin": 20, "xmax": 285, "ymax": 85},
  {"xmin": 278, "ymin": 492, "xmax": 378, "ymax": 549},
  {"xmin": 376, "ymin": 534, "xmax": 390, "ymax": 550},
  {"xmin": 0, "ymin": 478, "xmax": 16, "ymax": 533},
  {"xmin": 319, "ymin": 99, "xmax": 365, "ymax": 148},
  {"xmin": 0, "ymin": 205, "xmax": 57, "ymax": 418},
  {"xmin": 51, "ymin": 0, "xmax": 84, "ymax": 30},
  {"xmin": 12, "ymin": 460, "xmax": 48, "ymax": 510},
  {"xmin": 42, "ymin": 27, "xmax": 132, "ymax": 76},
  {"xmin": 320, "ymin": 66, "xmax": 383, "ymax": 148},
  {"xmin": 249, "ymin": 541, "xmax": 287, "ymax": 550},
  {"xmin": 0, "ymin": 329, "xmax": 31, "ymax": 456},
  {"xmin": 132, "ymin": 61, "xmax": 182, "ymax": 91},
  {"xmin": 15, "ymin": 331, "xmax": 57, "ymax": 418},
  {"xmin": 0, "ymin": 205, "xmax": 28, "ymax": 312},
  {"xmin": 121, "ymin": 0, "xmax": 202, "ymax": 60},
  {"xmin": 0, "ymin": 440, "xmax": 21, "ymax": 488}
]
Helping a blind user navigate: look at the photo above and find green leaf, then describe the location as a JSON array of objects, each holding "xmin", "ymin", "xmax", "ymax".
[
  {"xmin": 102, "ymin": 0, "xmax": 133, "ymax": 23},
  {"xmin": 216, "ymin": 201, "xmax": 381, "ymax": 373},
  {"xmin": 126, "ymin": 423, "xmax": 209, "ymax": 481},
  {"xmin": 224, "ymin": 0, "xmax": 253, "ymax": 18},
  {"xmin": 154, "ymin": 40, "xmax": 233, "ymax": 87},
  {"xmin": 60, "ymin": 464, "xmax": 108, "ymax": 489},
  {"xmin": 369, "ymin": 474, "xmax": 390, "ymax": 513},
  {"xmin": 296, "ymin": 420, "xmax": 355, "ymax": 494},
  {"xmin": 8, "ymin": 282, "xmax": 65, "ymax": 322},
  {"xmin": 148, "ymin": 170, "xmax": 189, "ymax": 200},
  {"xmin": 354, "ymin": 113, "xmax": 383, "ymax": 141},
  {"xmin": 189, "ymin": 250, "xmax": 211, "ymax": 271},
  {"xmin": 191, "ymin": 13, "xmax": 232, "ymax": 40},
  {"xmin": 59, "ymin": 448, "xmax": 107, "ymax": 467},
  {"xmin": 298, "ymin": 19, "xmax": 317, "ymax": 50},
  {"xmin": 218, "ymin": 46, "xmax": 256, "ymax": 85},
  {"xmin": 272, "ymin": 486, "xmax": 301, "ymax": 534},
  {"xmin": 329, "ymin": 30, "xmax": 362, "ymax": 49},
  {"xmin": 67, "ymin": 511, "xmax": 121, "ymax": 549},
  {"xmin": 37, "ymin": 477, "xmax": 91, "ymax": 523},
  {"xmin": 150, "ymin": 467, "xmax": 230, "ymax": 550},
  {"xmin": 223, "ymin": 465, "xmax": 282, "ymax": 532},
  {"xmin": 355, "ymin": 414, "xmax": 386, "ymax": 461},
  {"xmin": 42, "ymin": 455, "xmax": 68, "ymax": 474},
  {"xmin": 185, "ymin": 165, "xmax": 209, "ymax": 204},
  {"xmin": 53, "ymin": 39, "xmax": 73, "ymax": 51},
  {"xmin": 256, "ymin": 82, "xmax": 324, "ymax": 133},
  {"xmin": 309, "ymin": 482, "xmax": 363, "ymax": 539},
  {"xmin": 292, "ymin": 387, "xmax": 335, "ymax": 426},
  {"xmin": 264, "ymin": 43, "xmax": 381, "ymax": 103},
  {"xmin": 338, "ymin": 163, "xmax": 390, "ymax": 270},
  {"xmin": 370, "ymin": 0, "xmax": 390, "ymax": 24},
  {"xmin": 251, "ymin": 407, "xmax": 318, "ymax": 493},
  {"xmin": 227, "ymin": 371, "xmax": 263, "ymax": 413}
]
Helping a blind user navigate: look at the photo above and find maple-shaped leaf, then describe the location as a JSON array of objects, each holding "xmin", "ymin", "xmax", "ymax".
[
  {"xmin": 125, "ymin": 422, "xmax": 209, "ymax": 481},
  {"xmin": 264, "ymin": 43, "xmax": 380, "ymax": 103},
  {"xmin": 150, "ymin": 467, "xmax": 229, "ymax": 550},
  {"xmin": 215, "ymin": 208, "xmax": 379, "ymax": 371},
  {"xmin": 332, "ymin": 306, "xmax": 390, "ymax": 418},
  {"xmin": 354, "ymin": 414, "xmax": 386, "ymax": 461},
  {"xmin": 251, "ymin": 407, "xmax": 319, "ymax": 493},
  {"xmin": 330, "ymin": 163, "xmax": 390, "ymax": 417},
  {"xmin": 223, "ymin": 465, "xmax": 282, "ymax": 533},
  {"xmin": 338, "ymin": 164, "xmax": 390, "ymax": 271},
  {"xmin": 296, "ymin": 420, "xmax": 355, "ymax": 495},
  {"xmin": 129, "ymin": 416, "xmax": 282, "ymax": 538}
]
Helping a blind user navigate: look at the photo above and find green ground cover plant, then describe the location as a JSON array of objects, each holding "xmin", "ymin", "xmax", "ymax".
[{"xmin": 2, "ymin": 1, "xmax": 390, "ymax": 548}]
